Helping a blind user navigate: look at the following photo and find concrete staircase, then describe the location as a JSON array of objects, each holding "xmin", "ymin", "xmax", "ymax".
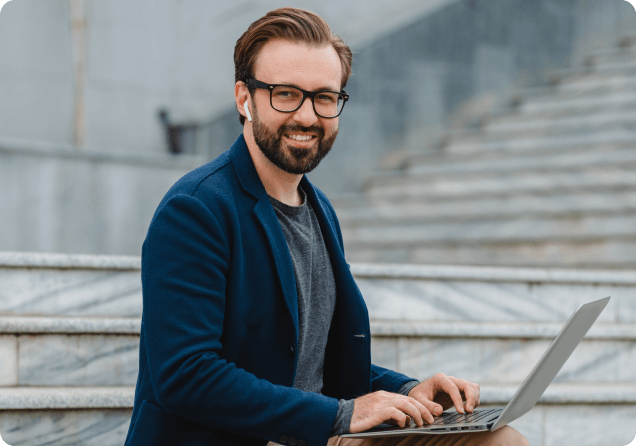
[
  {"xmin": 1, "ymin": 252, "xmax": 635, "ymax": 445},
  {"xmin": 0, "ymin": 253, "xmax": 140, "ymax": 446},
  {"xmin": 333, "ymin": 38, "xmax": 636, "ymax": 269}
]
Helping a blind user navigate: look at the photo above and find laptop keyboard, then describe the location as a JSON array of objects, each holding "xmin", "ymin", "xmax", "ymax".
[{"xmin": 431, "ymin": 408, "xmax": 500, "ymax": 425}]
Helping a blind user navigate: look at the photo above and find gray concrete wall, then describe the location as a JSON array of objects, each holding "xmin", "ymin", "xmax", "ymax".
[{"xmin": 0, "ymin": 141, "xmax": 202, "ymax": 255}]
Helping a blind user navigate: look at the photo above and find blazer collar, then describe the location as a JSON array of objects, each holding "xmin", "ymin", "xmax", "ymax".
[{"xmin": 229, "ymin": 133, "xmax": 268, "ymax": 201}]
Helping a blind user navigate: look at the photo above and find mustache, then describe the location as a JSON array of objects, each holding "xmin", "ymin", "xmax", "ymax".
[{"xmin": 277, "ymin": 124, "xmax": 325, "ymax": 139}]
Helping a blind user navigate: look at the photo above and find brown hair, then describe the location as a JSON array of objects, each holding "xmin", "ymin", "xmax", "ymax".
[{"xmin": 234, "ymin": 7, "xmax": 353, "ymax": 125}]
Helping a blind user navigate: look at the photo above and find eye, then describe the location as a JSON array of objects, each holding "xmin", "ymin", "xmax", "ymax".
[
  {"xmin": 316, "ymin": 93, "xmax": 337, "ymax": 103},
  {"xmin": 273, "ymin": 86, "xmax": 301, "ymax": 100}
]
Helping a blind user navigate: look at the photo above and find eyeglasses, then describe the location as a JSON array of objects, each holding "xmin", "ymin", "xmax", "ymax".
[{"xmin": 246, "ymin": 79, "xmax": 349, "ymax": 118}]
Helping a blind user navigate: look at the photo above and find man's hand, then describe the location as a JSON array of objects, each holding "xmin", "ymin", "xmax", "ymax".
[
  {"xmin": 349, "ymin": 390, "xmax": 435, "ymax": 434},
  {"xmin": 407, "ymin": 373, "xmax": 481, "ymax": 416},
  {"xmin": 348, "ymin": 373, "xmax": 481, "ymax": 434}
]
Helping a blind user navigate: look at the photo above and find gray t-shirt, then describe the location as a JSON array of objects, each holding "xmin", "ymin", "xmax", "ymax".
[{"xmin": 269, "ymin": 187, "xmax": 419, "ymax": 436}]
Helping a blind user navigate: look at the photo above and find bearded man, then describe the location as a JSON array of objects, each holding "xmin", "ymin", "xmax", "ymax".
[{"xmin": 124, "ymin": 7, "xmax": 529, "ymax": 446}]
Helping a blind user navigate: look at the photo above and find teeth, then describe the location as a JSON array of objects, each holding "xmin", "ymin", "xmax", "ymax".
[{"xmin": 287, "ymin": 134, "xmax": 314, "ymax": 141}]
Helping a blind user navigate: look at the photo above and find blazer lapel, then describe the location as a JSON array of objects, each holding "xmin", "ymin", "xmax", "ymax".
[
  {"xmin": 302, "ymin": 175, "xmax": 372, "ymax": 398},
  {"xmin": 253, "ymin": 197, "xmax": 299, "ymax": 344},
  {"xmin": 301, "ymin": 175, "xmax": 371, "ymax": 334},
  {"xmin": 230, "ymin": 134, "xmax": 299, "ymax": 344}
]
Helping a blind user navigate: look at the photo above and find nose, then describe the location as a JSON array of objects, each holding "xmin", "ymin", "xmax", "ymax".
[{"xmin": 291, "ymin": 96, "xmax": 319, "ymax": 127}]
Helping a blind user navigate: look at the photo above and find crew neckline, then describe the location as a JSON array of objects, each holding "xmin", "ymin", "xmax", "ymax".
[{"xmin": 268, "ymin": 186, "xmax": 307, "ymax": 215}]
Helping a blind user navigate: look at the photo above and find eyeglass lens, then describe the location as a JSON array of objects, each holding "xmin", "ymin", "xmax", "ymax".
[{"xmin": 271, "ymin": 86, "xmax": 344, "ymax": 117}]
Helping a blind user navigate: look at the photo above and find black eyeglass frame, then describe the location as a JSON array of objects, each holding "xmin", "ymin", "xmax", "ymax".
[{"xmin": 245, "ymin": 78, "xmax": 349, "ymax": 118}]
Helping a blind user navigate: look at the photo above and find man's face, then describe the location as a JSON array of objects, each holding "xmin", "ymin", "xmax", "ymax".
[{"xmin": 249, "ymin": 39, "xmax": 342, "ymax": 175}]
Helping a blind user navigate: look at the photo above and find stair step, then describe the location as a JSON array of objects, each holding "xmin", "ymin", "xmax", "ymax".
[
  {"xmin": 0, "ymin": 316, "xmax": 140, "ymax": 387},
  {"xmin": 470, "ymin": 71, "xmax": 636, "ymax": 124},
  {"xmin": 4, "ymin": 312, "xmax": 636, "ymax": 387},
  {"xmin": 405, "ymin": 145, "xmax": 636, "ymax": 176},
  {"xmin": 517, "ymin": 90, "xmax": 636, "ymax": 117},
  {"xmin": 481, "ymin": 383, "xmax": 636, "ymax": 405},
  {"xmin": 345, "ymin": 239, "xmax": 636, "ymax": 267},
  {"xmin": 0, "ymin": 252, "xmax": 142, "ymax": 317},
  {"xmin": 337, "ymin": 190, "xmax": 636, "ymax": 225},
  {"xmin": 365, "ymin": 168, "xmax": 636, "ymax": 201},
  {"xmin": 351, "ymin": 263, "xmax": 636, "ymax": 322},
  {"xmin": 0, "ymin": 409, "xmax": 132, "ymax": 446},
  {"xmin": 445, "ymin": 129, "xmax": 636, "ymax": 155},
  {"xmin": 479, "ymin": 109, "xmax": 636, "ymax": 138},
  {"xmin": 2, "ymin": 255, "xmax": 634, "ymax": 320},
  {"xmin": 521, "ymin": 72, "xmax": 636, "ymax": 103},
  {"xmin": 484, "ymin": 103, "xmax": 636, "ymax": 134},
  {"xmin": 341, "ymin": 212, "xmax": 636, "ymax": 247},
  {"xmin": 586, "ymin": 44, "xmax": 636, "ymax": 65},
  {"xmin": 558, "ymin": 71, "xmax": 636, "ymax": 93},
  {"xmin": 552, "ymin": 58, "xmax": 636, "ymax": 79},
  {"xmin": 372, "ymin": 321, "xmax": 636, "ymax": 384}
]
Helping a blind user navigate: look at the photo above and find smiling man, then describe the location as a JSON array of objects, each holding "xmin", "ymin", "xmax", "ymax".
[{"xmin": 124, "ymin": 7, "xmax": 528, "ymax": 446}]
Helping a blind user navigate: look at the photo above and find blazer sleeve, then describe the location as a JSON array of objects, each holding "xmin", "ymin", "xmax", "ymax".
[
  {"xmin": 371, "ymin": 364, "xmax": 418, "ymax": 393},
  {"xmin": 319, "ymin": 194, "xmax": 419, "ymax": 394},
  {"xmin": 141, "ymin": 193, "xmax": 338, "ymax": 446}
]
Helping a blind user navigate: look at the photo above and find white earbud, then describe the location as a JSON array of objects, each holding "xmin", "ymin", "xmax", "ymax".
[{"xmin": 244, "ymin": 101, "xmax": 252, "ymax": 122}]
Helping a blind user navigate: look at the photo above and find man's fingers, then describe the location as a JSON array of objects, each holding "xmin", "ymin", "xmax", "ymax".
[
  {"xmin": 449, "ymin": 377, "xmax": 480, "ymax": 413},
  {"xmin": 407, "ymin": 396, "xmax": 437, "ymax": 424},
  {"xmin": 412, "ymin": 397, "xmax": 442, "ymax": 422},
  {"xmin": 387, "ymin": 407, "xmax": 412, "ymax": 428},
  {"xmin": 394, "ymin": 399, "xmax": 426, "ymax": 426},
  {"xmin": 435, "ymin": 375, "xmax": 465, "ymax": 414}
]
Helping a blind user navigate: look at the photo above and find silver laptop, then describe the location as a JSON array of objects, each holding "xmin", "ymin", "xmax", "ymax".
[{"xmin": 341, "ymin": 296, "xmax": 610, "ymax": 438}]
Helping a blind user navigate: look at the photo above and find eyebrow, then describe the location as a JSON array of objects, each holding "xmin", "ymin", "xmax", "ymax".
[{"xmin": 286, "ymin": 82, "xmax": 340, "ymax": 92}]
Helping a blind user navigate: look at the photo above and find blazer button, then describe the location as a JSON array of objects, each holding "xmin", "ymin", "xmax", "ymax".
[
  {"xmin": 279, "ymin": 435, "xmax": 288, "ymax": 444},
  {"xmin": 288, "ymin": 437, "xmax": 297, "ymax": 446},
  {"xmin": 288, "ymin": 346, "xmax": 294, "ymax": 356},
  {"xmin": 298, "ymin": 441, "xmax": 306, "ymax": 446}
]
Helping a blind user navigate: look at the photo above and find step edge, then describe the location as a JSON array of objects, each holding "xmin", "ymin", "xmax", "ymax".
[
  {"xmin": 0, "ymin": 385, "xmax": 634, "ymax": 409},
  {"xmin": 368, "ymin": 321, "xmax": 636, "ymax": 340},
  {"xmin": 0, "ymin": 386, "xmax": 134, "ymax": 409},
  {"xmin": 0, "ymin": 316, "xmax": 141, "ymax": 334},
  {"xmin": 350, "ymin": 263, "xmax": 636, "ymax": 285},
  {"xmin": 2, "ymin": 316, "xmax": 634, "ymax": 339},
  {"xmin": 0, "ymin": 251, "xmax": 141, "ymax": 270}
]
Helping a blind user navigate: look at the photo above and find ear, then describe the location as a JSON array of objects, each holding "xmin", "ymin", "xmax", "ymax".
[{"xmin": 235, "ymin": 81, "xmax": 251, "ymax": 122}]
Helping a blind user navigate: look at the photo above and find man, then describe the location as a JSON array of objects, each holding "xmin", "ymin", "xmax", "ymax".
[{"xmin": 124, "ymin": 7, "xmax": 529, "ymax": 446}]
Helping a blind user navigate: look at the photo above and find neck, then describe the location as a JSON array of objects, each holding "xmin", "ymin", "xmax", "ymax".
[{"xmin": 244, "ymin": 125, "xmax": 304, "ymax": 207}]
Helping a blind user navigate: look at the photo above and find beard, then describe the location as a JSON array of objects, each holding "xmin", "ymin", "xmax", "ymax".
[{"xmin": 251, "ymin": 99, "xmax": 338, "ymax": 175}]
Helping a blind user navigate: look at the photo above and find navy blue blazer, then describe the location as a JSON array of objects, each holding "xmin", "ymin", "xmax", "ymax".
[{"xmin": 124, "ymin": 134, "xmax": 415, "ymax": 446}]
